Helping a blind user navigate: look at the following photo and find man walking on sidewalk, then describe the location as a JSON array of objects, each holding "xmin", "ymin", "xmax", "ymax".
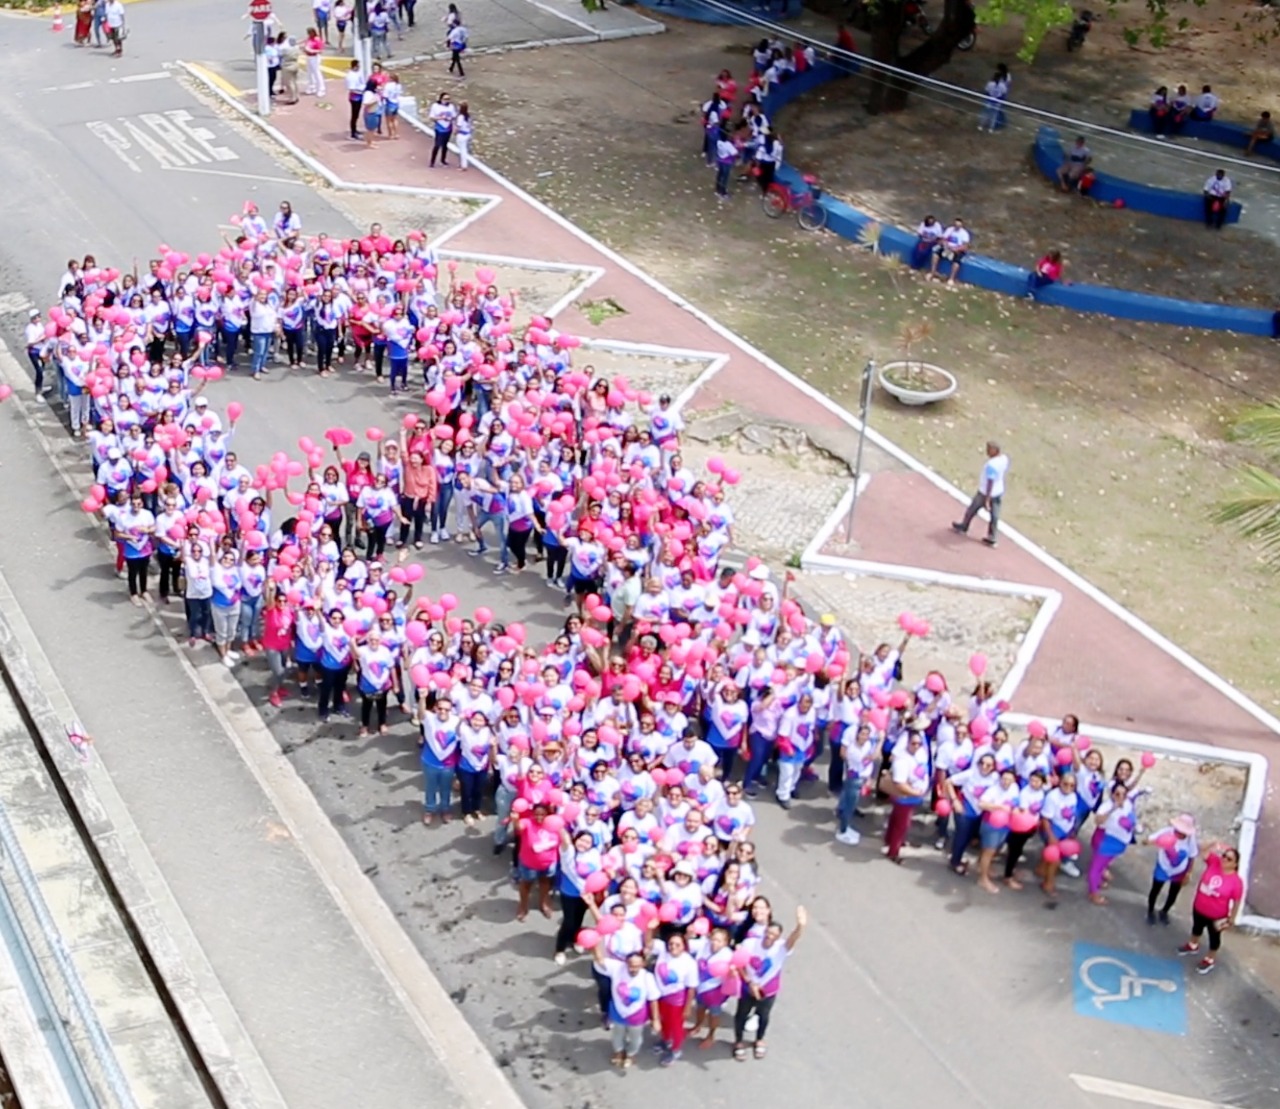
[{"xmin": 952, "ymin": 440, "xmax": 1009, "ymax": 548}]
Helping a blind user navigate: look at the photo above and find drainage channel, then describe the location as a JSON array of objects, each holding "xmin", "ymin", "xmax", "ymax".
[{"xmin": 0, "ymin": 654, "xmax": 226, "ymax": 1109}]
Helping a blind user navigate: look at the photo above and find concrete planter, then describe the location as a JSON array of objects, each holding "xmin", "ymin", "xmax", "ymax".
[{"xmin": 877, "ymin": 360, "xmax": 957, "ymax": 406}]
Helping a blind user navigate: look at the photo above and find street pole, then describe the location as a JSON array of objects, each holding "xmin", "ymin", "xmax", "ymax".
[
  {"xmin": 253, "ymin": 19, "xmax": 271, "ymax": 118},
  {"xmin": 354, "ymin": 0, "xmax": 372, "ymax": 76},
  {"xmin": 844, "ymin": 359, "xmax": 875, "ymax": 545}
]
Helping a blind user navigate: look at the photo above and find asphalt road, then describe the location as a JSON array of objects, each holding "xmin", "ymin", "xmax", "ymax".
[{"xmin": 1, "ymin": 3, "xmax": 1279, "ymax": 1108}]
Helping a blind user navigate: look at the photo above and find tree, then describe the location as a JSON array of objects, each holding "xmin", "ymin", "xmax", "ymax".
[
  {"xmin": 1213, "ymin": 404, "xmax": 1280, "ymax": 570},
  {"xmin": 858, "ymin": 0, "xmax": 1279, "ymax": 112}
]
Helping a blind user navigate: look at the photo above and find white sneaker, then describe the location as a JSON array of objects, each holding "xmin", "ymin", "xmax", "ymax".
[
  {"xmin": 223, "ymin": 655, "xmax": 237, "ymax": 668},
  {"xmin": 430, "ymin": 531, "xmax": 440, "ymax": 544},
  {"xmin": 440, "ymin": 529, "xmax": 450, "ymax": 541},
  {"xmin": 225, "ymin": 650, "xmax": 241, "ymax": 663},
  {"xmin": 840, "ymin": 829, "xmax": 862, "ymax": 845},
  {"xmin": 553, "ymin": 952, "xmax": 567, "ymax": 966},
  {"xmin": 1061, "ymin": 860, "xmax": 1081, "ymax": 879}
]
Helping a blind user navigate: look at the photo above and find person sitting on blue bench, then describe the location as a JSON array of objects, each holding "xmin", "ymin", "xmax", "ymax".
[
  {"xmin": 1170, "ymin": 85, "xmax": 1192, "ymax": 133},
  {"xmin": 1193, "ymin": 85, "xmax": 1220, "ymax": 121},
  {"xmin": 1246, "ymin": 111, "xmax": 1275, "ymax": 156},
  {"xmin": 1150, "ymin": 86, "xmax": 1171, "ymax": 135},
  {"xmin": 1203, "ymin": 169, "xmax": 1233, "ymax": 230},
  {"xmin": 1055, "ymin": 135, "xmax": 1093, "ymax": 192},
  {"xmin": 1026, "ymin": 250, "xmax": 1064, "ymax": 299},
  {"xmin": 929, "ymin": 218, "xmax": 971, "ymax": 286},
  {"xmin": 912, "ymin": 215, "xmax": 943, "ymax": 268}
]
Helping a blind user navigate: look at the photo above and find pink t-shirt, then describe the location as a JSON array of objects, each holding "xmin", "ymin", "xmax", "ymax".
[
  {"xmin": 263, "ymin": 605, "xmax": 295, "ymax": 652},
  {"xmin": 1192, "ymin": 854, "xmax": 1243, "ymax": 920},
  {"xmin": 517, "ymin": 818, "xmax": 559, "ymax": 871}
]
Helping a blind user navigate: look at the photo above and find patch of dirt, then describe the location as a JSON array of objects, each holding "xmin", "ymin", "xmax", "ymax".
[
  {"xmin": 396, "ymin": 18, "xmax": 1280, "ymax": 710},
  {"xmin": 782, "ymin": 0, "xmax": 1280, "ymax": 306}
]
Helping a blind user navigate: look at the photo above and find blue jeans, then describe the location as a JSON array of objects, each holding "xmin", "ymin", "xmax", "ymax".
[
  {"xmin": 237, "ymin": 593, "xmax": 262, "ymax": 644},
  {"xmin": 221, "ymin": 326, "xmax": 242, "ymax": 368},
  {"xmin": 837, "ymin": 775, "xmax": 862, "ymax": 833},
  {"xmin": 949, "ymin": 812, "xmax": 981, "ymax": 869},
  {"xmin": 250, "ymin": 331, "xmax": 272, "ymax": 375},
  {"xmin": 423, "ymin": 764, "xmax": 455, "ymax": 814},
  {"xmin": 715, "ymin": 162, "xmax": 733, "ymax": 196},
  {"xmin": 458, "ymin": 768, "xmax": 487, "ymax": 816},
  {"xmin": 742, "ymin": 733, "xmax": 774, "ymax": 792},
  {"xmin": 430, "ymin": 485, "xmax": 454, "ymax": 533},
  {"xmin": 474, "ymin": 510, "xmax": 507, "ymax": 562},
  {"xmin": 493, "ymin": 783, "xmax": 516, "ymax": 847}
]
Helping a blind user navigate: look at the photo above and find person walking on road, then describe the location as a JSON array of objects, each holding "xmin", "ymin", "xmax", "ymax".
[
  {"xmin": 952, "ymin": 440, "xmax": 1009, "ymax": 548},
  {"xmin": 103, "ymin": 0, "xmax": 125, "ymax": 57}
]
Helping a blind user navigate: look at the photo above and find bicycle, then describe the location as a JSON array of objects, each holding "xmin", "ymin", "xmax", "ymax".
[{"xmin": 761, "ymin": 174, "xmax": 827, "ymax": 231}]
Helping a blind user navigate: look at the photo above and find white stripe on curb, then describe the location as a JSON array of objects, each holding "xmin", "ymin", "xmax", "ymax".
[{"xmin": 1069, "ymin": 1073, "xmax": 1252, "ymax": 1109}]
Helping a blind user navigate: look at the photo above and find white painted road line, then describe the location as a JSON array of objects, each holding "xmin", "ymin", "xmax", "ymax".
[
  {"xmin": 1071, "ymin": 1073, "xmax": 1254, "ymax": 1109},
  {"xmin": 37, "ymin": 72, "xmax": 170, "ymax": 94},
  {"xmin": 85, "ymin": 111, "xmax": 238, "ymax": 174}
]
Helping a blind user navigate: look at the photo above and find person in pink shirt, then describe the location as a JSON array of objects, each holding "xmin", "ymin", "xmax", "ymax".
[
  {"xmin": 1178, "ymin": 845, "xmax": 1244, "ymax": 975},
  {"xmin": 514, "ymin": 803, "xmax": 560, "ymax": 922},
  {"xmin": 261, "ymin": 586, "xmax": 296, "ymax": 708}
]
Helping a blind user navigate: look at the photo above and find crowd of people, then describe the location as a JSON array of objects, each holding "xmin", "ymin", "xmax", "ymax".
[{"xmin": 26, "ymin": 202, "xmax": 1247, "ymax": 1070}]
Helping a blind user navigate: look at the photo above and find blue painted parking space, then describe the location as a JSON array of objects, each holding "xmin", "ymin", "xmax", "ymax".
[{"xmin": 1072, "ymin": 942, "xmax": 1187, "ymax": 1035}]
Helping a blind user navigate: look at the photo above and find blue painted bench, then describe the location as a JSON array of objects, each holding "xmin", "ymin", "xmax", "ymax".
[
  {"xmin": 759, "ymin": 67, "xmax": 1274, "ymax": 336},
  {"xmin": 1126, "ymin": 108, "xmax": 1280, "ymax": 162},
  {"xmin": 629, "ymin": 0, "xmax": 801, "ymax": 23},
  {"xmin": 1032, "ymin": 126, "xmax": 1242, "ymax": 224}
]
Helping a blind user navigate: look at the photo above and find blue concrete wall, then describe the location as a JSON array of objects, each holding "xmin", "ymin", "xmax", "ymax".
[
  {"xmin": 1127, "ymin": 108, "xmax": 1280, "ymax": 163},
  {"xmin": 759, "ymin": 67, "xmax": 1274, "ymax": 336},
  {"xmin": 629, "ymin": 0, "xmax": 801, "ymax": 24},
  {"xmin": 1032, "ymin": 126, "xmax": 1242, "ymax": 224}
]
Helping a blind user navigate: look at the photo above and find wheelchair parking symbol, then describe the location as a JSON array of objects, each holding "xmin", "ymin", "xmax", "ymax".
[{"xmin": 1072, "ymin": 943, "xmax": 1186, "ymax": 1035}]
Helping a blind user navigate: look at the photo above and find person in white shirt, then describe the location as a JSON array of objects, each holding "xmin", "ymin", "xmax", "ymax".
[
  {"xmin": 1202, "ymin": 169, "xmax": 1232, "ymax": 230},
  {"xmin": 952, "ymin": 440, "xmax": 1009, "ymax": 547},
  {"xmin": 928, "ymin": 218, "xmax": 970, "ymax": 286},
  {"xmin": 912, "ymin": 214, "xmax": 942, "ymax": 268},
  {"xmin": 1192, "ymin": 84, "xmax": 1219, "ymax": 121},
  {"xmin": 248, "ymin": 291, "xmax": 279, "ymax": 381},
  {"xmin": 344, "ymin": 61, "xmax": 367, "ymax": 141},
  {"xmin": 25, "ymin": 309, "xmax": 50, "ymax": 399},
  {"xmin": 447, "ymin": 22, "xmax": 468, "ymax": 77},
  {"xmin": 104, "ymin": 0, "xmax": 125, "ymax": 56}
]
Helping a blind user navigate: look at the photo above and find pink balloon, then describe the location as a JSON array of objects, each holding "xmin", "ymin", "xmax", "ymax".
[
  {"xmin": 1155, "ymin": 831, "xmax": 1177, "ymax": 851},
  {"xmin": 1010, "ymin": 810, "xmax": 1038, "ymax": 834},
  {"xmin": 986, "ymin": 808, "xmax": 1010, "ymax": 829},
  {"xmin": 1042, "ymin": 844, "xmax": 1062, "ymax": 864},
  {"xmin": 1141, "ymin": 751, "xmax": 1157, "ymax": 769},
  {"xmin": 1027, "ymin": 720, "xmax": 1047, "ymax": 739},
  {"xmin": 595, "ymin": 914, "xmax": 622, "ymax": 935},
  {"xmin": 227, "ymin": 401, "xmax": 244, "ymax": 423},
  {"xmin": 968, "ymin": 653, "xmax": 988, "ymax": 678},
  {"xmin": 1058, "ymin": 838, "xmax": 1081, "ymax": 859},
  {"xmin": 933, "ymin": 798, "xmax": 952, "ymax": 818},
  {"xmin": 925, "ymin": 673, "xmax": 946, "ymax": 694},
  {"xmin": 576, "ymin": 928, "xmax": 600, "ymax": 949}
]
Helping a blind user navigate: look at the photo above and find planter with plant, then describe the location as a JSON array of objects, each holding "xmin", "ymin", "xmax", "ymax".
[{"xmin": 877, "ymin": 321, "xmax": 957, "ymax": 406}]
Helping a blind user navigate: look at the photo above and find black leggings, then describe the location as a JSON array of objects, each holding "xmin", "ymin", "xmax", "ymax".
[
  {"xmin": 315, "ymin": 327, "xmax": 337, "ymax": 373},
  {"xmin": 507, "ymin": 526, "xmax": 532, "ymax": 569},
  {"xmin": 1148, "ymin": 876, "xmax": 1184, "ymax": 916},
  {"xmin": 1191, "ymin": 909, "xmax": 1223, "ymax": 951},
  {"xmin": 733, "ymin": 994, "xmax": 776, "ymax": 1042},
  {"xmin": 349, "ymin": 96, "xmax": 362, "ymax": 136},
  {"xmin": 1003, "ymin": 831, "xmax": 1033, "ymax": 878},
  {"xmin": 398, "ymin": 497, "xmax": 428, "ymax": 545},
  {"xmin": 448, "ymin": 49, "xmax": 465, "ymax": 76},
  {"xmin": 156, "ymin": 551, "xmax": 181, "ymax": 600},
  {"xmin": 126, "ymin": 556, "xmax": 150, "ymax": 597},
  {"xmin": 318, "ymin": 665, "xmax": 350, "ymax": 717},
  {"xmin": 545, "ymin": 545, "xmax": 567, "ymax": 581},
  {"xmin": 555, "ymin": 894, "xmax": 588, "ymax": 954},
  {"xmin": 283, "ymin": 327, "xmax": 305, "ymax": 366},
  {"xmin": 365, "ymin": 524, "xmax": 389, "ymax": 559},
  {"xmin": 361, "ymin": 691, "xmax": 388, "ymax": 730}
]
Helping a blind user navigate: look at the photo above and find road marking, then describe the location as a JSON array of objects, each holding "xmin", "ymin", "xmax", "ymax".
[
  {"xmin": 1072, "ymin": 943, "xmax": 1187, "ymax": 1035},
  {"xmin": 111, "ymin": 71, "xmax": 170, "ymax": 84},
  {"xmin": 183, "ymin": 62, "xmax": 246, "ymax": 100},
  {"xmin": 163, "ymin": 165, "xmax": 298, "ymax": 185},
  {"xmin": 85, "ymin": 120, "xmax": 142, "ymax": 173},
  {"xmin": 1070, "ymin": 1074, "xmax": 1252, "ymax": 1109},
  {"xmin": 85, "ymin": 110, "xmax": 237, "ymax": 172}
]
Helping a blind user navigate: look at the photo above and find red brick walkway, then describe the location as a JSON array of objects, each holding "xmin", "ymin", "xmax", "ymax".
[{"xmin": 253, "ymin": 98, "xmax": 1280, "ymax": 915}]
